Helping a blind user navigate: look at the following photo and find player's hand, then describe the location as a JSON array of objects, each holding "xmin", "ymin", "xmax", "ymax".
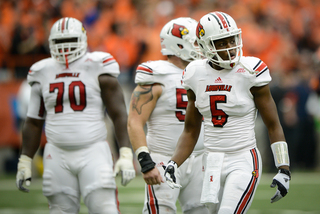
[
  {"xmin": 270, "ymin": 169, "xmax": 291, "ymax": 203},
  {"xmin": 163, "ymin": 160, "xmax": 181, "ymax": 189},
  {"xmin": 16, "ymin": 155, "xmax": 32, "ymax": 193},
  {"xmin": 113, "ymin": 147, "xmax": 136, "ymax": 186},
  {"xmin": 142, "ymin": 167, "xmax": 164, "ymax": 185}
]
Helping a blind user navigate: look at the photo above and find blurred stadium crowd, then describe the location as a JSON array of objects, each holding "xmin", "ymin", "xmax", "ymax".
[{"xmin": 0, "ymin": 0, "xmax": 320, "ymax": 173}]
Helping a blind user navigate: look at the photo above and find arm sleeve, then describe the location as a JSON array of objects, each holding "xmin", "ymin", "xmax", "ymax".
[{"xmin": 26, "ymin": 83, "xmax": 46, "ymax": 120}]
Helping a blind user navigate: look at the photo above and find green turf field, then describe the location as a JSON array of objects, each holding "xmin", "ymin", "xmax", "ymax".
[{"xmin": 1, "ymin": 172, "xmax": 319, "ymax": 214}]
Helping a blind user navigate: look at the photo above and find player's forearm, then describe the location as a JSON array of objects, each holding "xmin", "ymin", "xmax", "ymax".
[
  {"xmin": 267, "ymin": 123, "xmax": 286, "ymax": 145},
  {"xmin": 171, "ymin": 131, "xmax": 198, "ymax": 166},
  {"xmin": 128, "ymin": 119, "xmax": 156, "ymax": 173},
  {"xmin": 20, "ymin": 118, "xmax": 44, "ymax": 158},
  {"xmin": 127, "ymin": 122, "xmax": 147, "ymax": 152},
  {"xmin": 113, "ymin": 115, "xmax": 132, "ymax": 148}
]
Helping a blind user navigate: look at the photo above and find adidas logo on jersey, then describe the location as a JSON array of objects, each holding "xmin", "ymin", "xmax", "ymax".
[
  {"xmin": 215, "ymin": 77, "xmax": 222, "ymax": 83},
  {"xmin": 46, "ymin": 154, "xmax": 52, "ymax": 159}
]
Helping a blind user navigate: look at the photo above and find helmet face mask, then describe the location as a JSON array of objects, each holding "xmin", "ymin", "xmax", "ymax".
[
  {"xmin": 160, "ymin": 17, "xmax": 202, "ymax": 62},
  {"xmin": 49, "ymin": 17, "xmax": 87, "ymax": 64},
  {"xmin": 196, "ymin": 12, "xmax": 243, "ymax": 69}
]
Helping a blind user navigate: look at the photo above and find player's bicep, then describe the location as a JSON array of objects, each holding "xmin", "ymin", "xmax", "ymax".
[
  {"xmin": 252, "ymin": 84, "xmax": 280, "ymax": 127},
  {"xmin": 26, "ymin": 83, "xmax": 46, "ymax": 120},
  {"xmin": 99, "ymin": 74, "xmax": 126, "ymax": 118},
  {"xmin": 184, "ymin": 90, "xmax": 202, "ymax": 136}
]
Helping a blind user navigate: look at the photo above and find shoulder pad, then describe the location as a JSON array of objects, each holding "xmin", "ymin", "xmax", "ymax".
[
  {"xmin": 89, "ymin": 51, "xmax": 117, "ymax": 65},
  {"xmin": 28, "ymin": 58, "xmax": 53, "ymax": 86},
  {"xmin": 29, "ymin": 58, "xmax": 52, "ymax": 73},
  {"xmin": 135, "ymin": 61, "xmax": 157, "ymax": 85},
  {"xmin": 240, "ymin": 56, "xmax": 271, "ymax": 86},
  {"xmin": 240, "ymin": 56, "xmax": 269, "ymax": 76},
  {"xmin": 183, "ymin": 60, "xmax": 201, "ymax": 78},
  {"xmin": 86, "ymin": 52, "xmax": 120, "ymax": 77},
  {"xmin": 136, "ymin": 60, "xmax": 173, "ymax": 75},
  {"xmin": 181, "ymin": 61, "xmax": 200, "ymax": 90},
  {"xmin": 135, "ymin": 60, "xmax": 181, "ymax": 85}
]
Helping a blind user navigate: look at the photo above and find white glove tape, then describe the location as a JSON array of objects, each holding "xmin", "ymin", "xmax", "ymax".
[
  {"xmin": 18, "ymin": 155, "xmax": 32, "ymax": 174},
  {"xmin": 135, "ymin": 146, "xmax": 149, "ymax": 157},
  {"xmin": 271, "ymin": 141, "xmax": 290, "ymax": 168},
  {"xmin": 119, "ymin": 147, "xmax": 133, "ymax": 159},
  {"xmin": 17, "ymin": 154, "xmax": 32, "ymax": 187}
]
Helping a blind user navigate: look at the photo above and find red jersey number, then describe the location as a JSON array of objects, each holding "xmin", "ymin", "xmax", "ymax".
[
  {"xmin": 50, "ymin": 81, "xmax": 86, "ymax": 113},
  {"xmin": 209, "ymin": 95, "xmax": 228, "ymax": 127},
  {"xmin": 175, "ymin": 88, "xmax": 188, "ymax": 121}
]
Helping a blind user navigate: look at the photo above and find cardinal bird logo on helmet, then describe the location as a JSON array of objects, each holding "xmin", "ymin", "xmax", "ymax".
[
  {"xmin": 196, "ymin": 22, "xmax": 205, "ymax": 39},
  {"xmin": 171, "ymin": 23, "xmax": 189, "ymax": 38}
]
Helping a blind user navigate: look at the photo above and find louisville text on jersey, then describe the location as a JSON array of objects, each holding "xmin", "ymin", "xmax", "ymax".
[{"xmin": 205, "ymin": 84, "xmax": 232, "ymax": 92}]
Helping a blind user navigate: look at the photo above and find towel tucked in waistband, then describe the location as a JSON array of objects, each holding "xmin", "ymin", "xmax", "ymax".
[{"xmin": 200, "ymin": 152, "xmax": 224, "ymax": 204}]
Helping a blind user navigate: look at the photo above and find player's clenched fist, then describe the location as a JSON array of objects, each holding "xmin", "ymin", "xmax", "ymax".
[
  {"xmin": 16, "ymin": 155, "xmax": 32, "ymax": 193},
  {"xmin": 163, "ymin": 160, "xmax": 181, "ymax": 189},
  {"xmin": 270, "ymin": 169, "xmax": 291, "ymax": 203}
]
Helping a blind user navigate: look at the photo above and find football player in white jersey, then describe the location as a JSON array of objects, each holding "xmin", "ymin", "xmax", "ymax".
[
  {"xmin": 15, "ymin": 17, "xmax": 135, "ymax": 214},
  {"xmin": 164, "ymin": 12, "xmax": 291, "ymax": 214},
  {"xmin": 127, "ymin": 18, "xmax": 209, "ymax": 214}
]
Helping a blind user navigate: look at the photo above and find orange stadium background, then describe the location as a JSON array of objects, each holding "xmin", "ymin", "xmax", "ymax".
[{"xmin": 0, "ymin": 0, "xmax": 320, "ymax": 173}]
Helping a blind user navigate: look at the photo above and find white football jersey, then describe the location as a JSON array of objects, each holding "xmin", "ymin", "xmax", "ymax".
[
  {"xmin": 27, "ymin": 52, "xmax": 120, "ymax": 148},
  {"xmin": 182, "ymin": 56, "xmax": 271, "ymax": 152},
  {"xmin": 135, "ymin": 60, "xmax": 204, "ymax": 156}
]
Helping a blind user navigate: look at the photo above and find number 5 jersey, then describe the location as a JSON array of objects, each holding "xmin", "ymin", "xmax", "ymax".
[{"xmin": 182, "ymin": 56, "xmax": 271, "ymax": 153}]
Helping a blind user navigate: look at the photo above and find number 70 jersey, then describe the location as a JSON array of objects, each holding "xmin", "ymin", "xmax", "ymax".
[
  {"xmin": 27, "ymin": 52, "xmax": 120, "ymax": 148},
  {"xmin": 182, "ymin": 57, "xmax": 272, "ymax": 153}
]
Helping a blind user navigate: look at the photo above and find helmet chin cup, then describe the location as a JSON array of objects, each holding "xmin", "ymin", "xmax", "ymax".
[
  {"xmin": 49, "ymin": 17, "xmax": 87, "ymax": 64},
  {"xmin": 160, "ymin": 17, "xmax": 202, "ymax": 61}
]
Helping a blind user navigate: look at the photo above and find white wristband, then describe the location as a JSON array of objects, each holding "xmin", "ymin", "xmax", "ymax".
[
  {"xmin": 135, "ymin": 146, "xmax": 149, "ymax": 157},
  {"xmin": 271, "ymin": 141, "xmax": 290, "ymax": 168}
]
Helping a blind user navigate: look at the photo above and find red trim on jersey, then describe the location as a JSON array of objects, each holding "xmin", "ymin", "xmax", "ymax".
[
  {"xmin": 103, "ymin": 57, "xmax": 115, "ymax": 64},
  {"xmin": 115, "ymin": 188, "xmax": 121, "ymax": 214},
  {"xmin": 255, "ymin": 62, "xmax": 267, "ymax": 73},
  {"xmin": 61, "ymin": 18, "xmax": 66, "ymax": 33},
  {"xmin": 147, "ymin": 185, "xmax": 158, "ymax": 214},
  {"xmin": 137, "ymin": 65, "xmax": 153, "ymax": 74},
  {"xmin": 235, "ymin": 148, "xmax": 259, "ymax": 214},
  {"xmin": 252, "ymin": 150, "xmax": 259, "ymax": 172},
  {"xmin": 213, "ymin": 12, "xmax": 229, "ymax": 29}
]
